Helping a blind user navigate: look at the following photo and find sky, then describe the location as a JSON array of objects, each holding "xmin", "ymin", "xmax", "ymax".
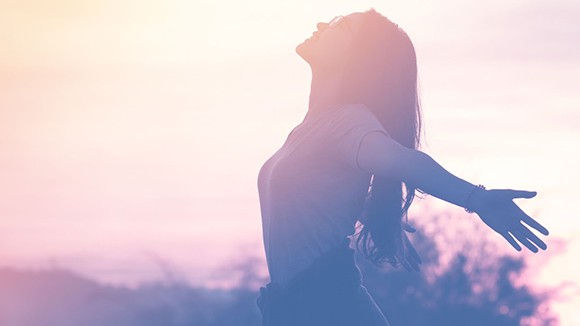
[{"xmin": 0, "ymin": 0, "xmax": 579, "ymax": 324}]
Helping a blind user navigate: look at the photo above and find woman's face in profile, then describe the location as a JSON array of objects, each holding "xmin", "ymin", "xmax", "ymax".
[{"xmin": 296, "ymin": 12, "xmax": 364, "ymax": 72}]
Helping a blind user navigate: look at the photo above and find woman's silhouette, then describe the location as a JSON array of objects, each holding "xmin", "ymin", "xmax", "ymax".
[{"xmin": 256, "ymin": 8, "xmax": 549, "ymax": 326}]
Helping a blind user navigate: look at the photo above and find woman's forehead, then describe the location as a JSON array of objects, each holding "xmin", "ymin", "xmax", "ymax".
[
  {"xmin": 345, "ymin": 12, "xmax": 364, "ymax": 19},
  {"xmin": 345, "ymin": 12, "xmax": 365, "ymax": 31}
]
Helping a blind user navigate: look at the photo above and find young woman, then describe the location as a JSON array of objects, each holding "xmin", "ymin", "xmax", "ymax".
[{"xmin": 256, "ymin": 8, "xmax": 549, "ymax": 326}]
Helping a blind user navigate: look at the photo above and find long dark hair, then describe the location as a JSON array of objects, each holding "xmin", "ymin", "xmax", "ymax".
[{"xmin": 338, "ymin": 8, "xmax": 423, "ymax": 266}]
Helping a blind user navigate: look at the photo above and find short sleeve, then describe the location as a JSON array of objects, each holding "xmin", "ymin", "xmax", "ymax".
[{"xmin": 326, "ymin": 104, "xmax": 390, "ymax": 170}]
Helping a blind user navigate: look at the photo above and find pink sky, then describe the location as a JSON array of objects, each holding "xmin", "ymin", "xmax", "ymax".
[{"xmin": 1, "ymin": 0, "xmax": 579, "ymax": 324}]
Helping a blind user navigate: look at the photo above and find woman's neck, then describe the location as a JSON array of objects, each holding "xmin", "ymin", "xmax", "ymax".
[{"xmin": 306, "ymin": 68, "xmax": 349, "ymax": 120}]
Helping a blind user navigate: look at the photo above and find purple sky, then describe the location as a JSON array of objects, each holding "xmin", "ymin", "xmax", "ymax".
[{"xmin": 1, "ymin": 0, "xmax": 579, "ymax": 323}]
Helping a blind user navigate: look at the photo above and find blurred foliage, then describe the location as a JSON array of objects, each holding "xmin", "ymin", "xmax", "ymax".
[
  {"xmin": 0, "ymin": 215, "xmax": 560, "ymax": 326},
  {"xmin": 355, "ymin": 223, "xmax": 559, "ymax": 326}
]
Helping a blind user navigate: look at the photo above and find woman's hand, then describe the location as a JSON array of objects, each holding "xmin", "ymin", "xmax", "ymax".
[
  {"xmin": 398, "ymin": 222, "xmax": 423, "ymax": 272},
  {"xmin": 469, "ymin": 188, "xmax": 549, "ymax": 252}
]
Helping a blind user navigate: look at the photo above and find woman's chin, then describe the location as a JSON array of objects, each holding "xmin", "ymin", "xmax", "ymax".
[{"xmin": 295, "ymin": 39, "xmax": 315, "ymax": 61}]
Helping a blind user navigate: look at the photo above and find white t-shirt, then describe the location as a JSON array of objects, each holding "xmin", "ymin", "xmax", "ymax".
[{"xmin": 257, "ymin": 103, "xmax": 390, "ymax": 289}]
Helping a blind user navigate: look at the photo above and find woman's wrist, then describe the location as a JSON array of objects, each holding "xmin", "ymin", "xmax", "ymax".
[{"xmin": 465, "ymin": 185, "xmax": 487, "ymax": 214}]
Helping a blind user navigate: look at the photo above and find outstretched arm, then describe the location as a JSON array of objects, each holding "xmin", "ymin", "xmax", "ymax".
[{"xmin": 356, "ymin": 131, "xmax": 549, "ymax": 252}]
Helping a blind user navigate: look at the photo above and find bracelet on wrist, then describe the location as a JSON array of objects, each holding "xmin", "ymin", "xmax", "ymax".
[{"xmin": 464, "ymin": 184, "xmax": 486, "ymax": 214}]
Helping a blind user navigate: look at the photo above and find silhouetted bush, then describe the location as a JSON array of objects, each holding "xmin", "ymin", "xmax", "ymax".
[
  {"xmin": 0, "ymin": 214, "xmax": 559, "ymax": 326},
  {"xmin": 356, "ymin": 223, "xmax": 558, "ymax": 326}
]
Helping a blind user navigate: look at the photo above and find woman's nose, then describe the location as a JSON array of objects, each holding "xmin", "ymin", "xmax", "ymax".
[{"xmin": 316, "ymin": 22, "xmax": 328, "ymax": 31}]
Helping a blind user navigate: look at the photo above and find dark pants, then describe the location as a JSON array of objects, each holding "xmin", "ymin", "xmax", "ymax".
[{"xmin": 256, "ymin": 239, "xmax": 390, "ymax": 326}]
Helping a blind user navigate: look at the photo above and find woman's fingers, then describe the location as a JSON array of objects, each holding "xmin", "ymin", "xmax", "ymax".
[
  {"xmin": 501, "ymin": 232, "xmax": 522, "ymax": 251},
  {"xmin": 407, "ymin": 243, "xmax": 423, "ymax": 265},
  {"xmin": 402, "ymin": 222, "xmax": 416, "ymax": 233},
  {"xmin": 401, "ymin": 234, "xmax": 421, "ymax": 272},
  {"xmin": 398, "ymin": 249, "xmax": 414, "ymax": 272},
  {"xmin": 405, "ymin": 247, "xmax": 421, "ymax": 272},
  {"xmin": 518, "ymin": 223, "xmax": 548, "ymax": 250},
  {"xmin": 483, "ymin": 188, "xmax": 548, "ymax": 253},
  {"xmin": 409, "ymin": 247, "xmax": 423, "ymax": 265},
  {"xmin": 508, "ymin": 189, "xmax": 537, "ymax": 199},
  {"xmin": 511, "ymin": 229, "xmax": 539, "ymax": 253},
  {"xmin": 403, "ymin": 234, "xmax": 422, "ymax": 265},
  {"xmin": 521, "ymin": 215, "xmax": 549, "ymax": 236},
  {"xmin": 401, "ymin": 255, "xmax": 420, "ymax": 272},
  {"xmin": 408, "ymin": 259, "xmax": 421, "ymax": 272},
  {"xmin": 401, "ymin": 260, "xmax": 414, "ymax": 272}
]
